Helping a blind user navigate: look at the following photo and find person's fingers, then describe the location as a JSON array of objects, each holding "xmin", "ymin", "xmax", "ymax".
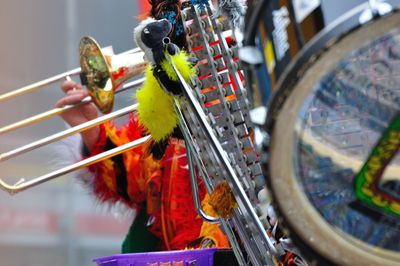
[
  {"xmin": 55, "ymin": 93, "xmax": 87, "ymax": 108},
  {"xmin": 66, "ymin": 88, "xmax": 89, "ymax": 97},
  {"xmin": 61, "ymin": 80, "xmax": 84, "ymax": 94}
]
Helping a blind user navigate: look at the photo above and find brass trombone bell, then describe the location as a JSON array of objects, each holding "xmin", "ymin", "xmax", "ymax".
[
  {"xmin": 0, "ymin": 37, "xmax": 148, "ymax": 135},
  {"xmin": 0, "ymin": 37, "xmax": 150, "ymax": 194},
  {"xmin": 0, "ymin": 42, "xmax": 143, "ymax": 104},
  {"xmin": 79, "ymin": 36, "xmax": 148, "ymax": 114}
]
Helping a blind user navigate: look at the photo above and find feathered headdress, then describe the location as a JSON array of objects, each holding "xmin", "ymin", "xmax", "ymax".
[
  {"xmin": 217, "ymin": 0, "xmax": 246, "ymax": 29},
  {"xmin": 148, "ymin": 0, "xmax": 187, "ymax": 48}
]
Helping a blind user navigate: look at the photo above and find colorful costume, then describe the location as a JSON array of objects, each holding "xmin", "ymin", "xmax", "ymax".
[
  {"xmin": 86, "ymin": 113, "xmax": 229, "ymax": 252},
  {"xmin": 81, "ymin": 1, "xmax": 233, "ymax": 254},
  {"xmin": 82, "ymin": 18, "xmax": 230, "ymax": 252}
]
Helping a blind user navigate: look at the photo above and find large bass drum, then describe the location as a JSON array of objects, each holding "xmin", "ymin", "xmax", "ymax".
[{"xmin": 266, "ymin": 4, "xmax": 400, "ymax": 266}]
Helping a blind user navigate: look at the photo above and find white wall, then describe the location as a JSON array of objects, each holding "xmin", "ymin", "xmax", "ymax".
[{"xmin": 321, "ymin": 0, "xmax": 400, "ymax": 24}]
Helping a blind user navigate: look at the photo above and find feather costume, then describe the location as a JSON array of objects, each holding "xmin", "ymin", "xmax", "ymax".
[
  {"xmin": 81, "ymin": 13, "xmax": 228, "ymax": 254},
  {"xmin": 136, "ymin": 53, "xmax": 195, "ymax": 142},
  {"xmin": 133, "ymin": 18, "xmax": 196, "ymax": 142},
  {"xmin": 85, "ymin": 114, "xmax": 229, "ymax": 250}
]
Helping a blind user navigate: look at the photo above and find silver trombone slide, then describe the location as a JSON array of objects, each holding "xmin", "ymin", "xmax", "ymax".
[
  {"xmin": 0, "ymin": 104, "xmax": 138, "ymax": 162},
  {"xmin": 0, "ymin": 47, "xmax": 142, "ymax": 102},
  {"xmin": 0, "ymin": 68, "xmax": 81, "ymax": 102},
  {"xmin": 0, "ymin": 77, "xmax": 145, "ymax": 135},
  {"xmin": 0, "ymin": 135, "xmax": 151, "ymax": 195},
  {"xmin": 0, "ymin": 102, "xmax": 148, "ymax": 194}
]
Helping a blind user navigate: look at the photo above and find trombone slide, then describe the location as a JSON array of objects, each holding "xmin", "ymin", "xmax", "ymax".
[{"xmin": 0, "ymin": 135, "xmax": 151, "ymax": 195}]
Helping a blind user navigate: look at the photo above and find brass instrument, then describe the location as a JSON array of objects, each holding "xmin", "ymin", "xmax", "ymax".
[
  {"xmin": 0, "ymin": 5, "xmax": 287, "ymax": 266},
  {"xmin": 4, "ymin": 1, "xmax": 400, "ymax": 266},
  {"xmin": 79, "ymin": 36, "xmax": 147, "ymax": 114},
  {"xmin": 0, "ymin": 36, "xmax": 150, "ymax": 194}
]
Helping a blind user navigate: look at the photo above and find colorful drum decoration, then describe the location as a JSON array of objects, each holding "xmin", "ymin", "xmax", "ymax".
[{"xmin": 266, "ymin": 6, "xmax": 400, "ymax": 266}]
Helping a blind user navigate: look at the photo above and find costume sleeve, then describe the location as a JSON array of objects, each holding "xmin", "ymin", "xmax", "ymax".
[{"xmin": 84, "ymin": 113, "xmax": 161, "ymax": 210}]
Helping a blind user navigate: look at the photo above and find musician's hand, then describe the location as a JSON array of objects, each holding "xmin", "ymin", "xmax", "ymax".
[{"xmin": 56, "ymin": 80, "xmax": 100, "ymax": 151}]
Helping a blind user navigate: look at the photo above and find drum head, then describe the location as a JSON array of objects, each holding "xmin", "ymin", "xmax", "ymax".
[{"xmin": 268, "ymin": 11, "xmax": 400, "ymax": 266}]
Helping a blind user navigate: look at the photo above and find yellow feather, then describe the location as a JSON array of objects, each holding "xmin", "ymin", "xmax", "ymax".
[
  {"xmin": 135, "ymin": 52, "xmax": 194, "ymax": 142},
  {"xmin": 160, "ymin": 52, "xmax": 196, "ymax": 81}
]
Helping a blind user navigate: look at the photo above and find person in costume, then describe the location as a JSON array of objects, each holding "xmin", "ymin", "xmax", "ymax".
[{"xmin": 56, "ymin": 3, "xmax": 230, "ymax": 253}]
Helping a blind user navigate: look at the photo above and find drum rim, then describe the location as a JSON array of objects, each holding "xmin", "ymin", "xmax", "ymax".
[
  {"xmin": 266, "ymin": 2, "xmax": 372, "ymax": 132},
  {"xmin": 268, "ymin": 7, "xmax": 400, "ymax": 266}
]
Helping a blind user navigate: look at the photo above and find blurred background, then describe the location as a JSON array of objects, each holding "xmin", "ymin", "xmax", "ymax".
[
  {"xmin": 0, "ymin": 1, "xmax": 141, "ymax": 265},
  {"xmin": 0, "ymin": 0, "xmax": 399, "ymax": 266}
]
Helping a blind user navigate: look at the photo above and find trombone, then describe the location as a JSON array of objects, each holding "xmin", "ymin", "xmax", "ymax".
[
  {"xmin": 0, "ymin": 37, "xmax": 147, "ymax": 135},
  {"xmin": 0, "ymin": 36, "xmax": 151, "ymax": 194}
]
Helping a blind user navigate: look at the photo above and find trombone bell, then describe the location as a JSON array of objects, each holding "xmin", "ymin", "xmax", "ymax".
[{"xmin": 79, "ymin": 36, "xmax": 147, "ymax": 113}]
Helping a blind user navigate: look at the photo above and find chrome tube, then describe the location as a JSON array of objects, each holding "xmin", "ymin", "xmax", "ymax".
[
  {"xmin": 0, "ymin": 104, "xmax": 138, "ymax": 162},
  {"xmin": 0, "ymin": 135, "xmax": 151, "ymax": 195},
  {"xmin": 0, "ymin": 77, "xmax": 145, "ymax": 135}
]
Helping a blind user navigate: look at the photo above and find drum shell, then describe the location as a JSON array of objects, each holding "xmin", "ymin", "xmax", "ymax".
[{"xmin": 267, "ymin": 6, "xmax": 400, "ymax": 266}]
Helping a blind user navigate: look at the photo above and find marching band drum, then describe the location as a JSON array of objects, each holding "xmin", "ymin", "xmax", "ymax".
[{"xmin": 261, "ymin": 1, "xmax": 400, "ymax": 265}]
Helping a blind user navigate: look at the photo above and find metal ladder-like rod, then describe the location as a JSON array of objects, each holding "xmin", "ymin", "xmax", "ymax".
[
  {"xmin": 169, "ymin": 57, "xmax": 278, "ymax": 264},
  {"xmin": 176, "ymin": 102, "xmax": 248, "ymax": 266}
]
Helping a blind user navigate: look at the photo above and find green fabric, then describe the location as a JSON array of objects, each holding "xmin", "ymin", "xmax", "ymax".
[{"xmin": 121, "ymin": 208, "xmax": 159, "ymax": 253}]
